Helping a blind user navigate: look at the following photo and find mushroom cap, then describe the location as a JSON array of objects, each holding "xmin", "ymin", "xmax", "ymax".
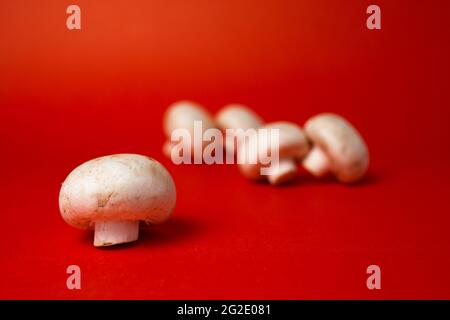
[
  {"xmin": 263, "ymin": 122, "xmax": 310, "ymax": 159},
  {"xmin": 215, "ymin": 104, "xmax": 264, "ymax": 132},
  {"xmin": 238, "ymin": 121, "xmax": 309, "ymax": 179},
  {"xmin": 304, "ymin": 113, "xmax": 369, "ymax": 183},
  {"xmin": 59, "ymin": 154, "xmax": 176, "ymax": 229},
  {"xmin": 163, "ymin": 100, "xmax": 216, "ymax": 137},
  {"xmin": 215, "ymin": 104, "xmax": 264, "ymax": 155}
]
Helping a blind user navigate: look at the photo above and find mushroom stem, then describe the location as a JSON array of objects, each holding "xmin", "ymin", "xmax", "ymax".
[
  {"xmin": 94, "ymin": 220, "xmax": 139, "ymax": 247},
  {"xmin": 266, "ymin": 158, "xmax": 298, "ymax": 185},
  {"xmin": 302, "ymin": 145, "xmax": 331, "ymax": 177}
]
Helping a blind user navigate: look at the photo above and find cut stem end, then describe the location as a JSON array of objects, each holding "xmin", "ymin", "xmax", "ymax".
[
  {"xmin": 94, "ymin": 220, "xmax": 140, "ymax": 247},
  {"xmin": 302, "ymin": 146, "xmax": 330, "ymax": 177},
  {"xmin": 267, "ymin": 158, "xmax": 298, "ymax": 185}
]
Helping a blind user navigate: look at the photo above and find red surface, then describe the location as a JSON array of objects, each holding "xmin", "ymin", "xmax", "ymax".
[{"xmin": 1, "ymin": 0, "xmax": 450, "ymax": 299}]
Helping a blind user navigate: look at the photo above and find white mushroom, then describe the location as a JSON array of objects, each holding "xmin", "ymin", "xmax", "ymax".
[
  {"xmin": 215, "ymin": 104, "xmax": 264, "ymax": 155},
  {"xmin": 162, "ymin": 100, "xmax": 216, "ymax": 159},
  {"xmin": 238, "ymin": 121, "xmax": 309, "ymax": 185},
  {"xmin": 59, "ymin": 154, "xmax": 176, "ymax": 247},
  {"xmin": 302, "ymin": 113, "xmax": 369, "ymax": 183}
]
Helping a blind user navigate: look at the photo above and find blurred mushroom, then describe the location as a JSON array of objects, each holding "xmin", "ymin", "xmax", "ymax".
[
  {"xmin": 163, "ymin": 100, "xmax": 216, "ymax": 159},
  {"xmin": 215, "ymin": 104, "xmax": 264, "ymax": 155},
  {"xmin": 302, "ymin": 113, "xmax": 369, "ymax": 183},
  {"xmin": 238, "ymin": 121, "xmax": 309, "ymax": 185}
]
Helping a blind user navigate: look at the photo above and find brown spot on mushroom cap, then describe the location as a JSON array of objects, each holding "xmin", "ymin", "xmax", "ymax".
[
  {"xmin": 59, "ymin": 154, "xmax": 176, "ymax": 229},
  {"xmin": 304, "ymin": 113, "xmax": 369, "ymax": 183},
  {"xmin": 97, "ymin": 191, "xmax": 115, "ymax": 208}
]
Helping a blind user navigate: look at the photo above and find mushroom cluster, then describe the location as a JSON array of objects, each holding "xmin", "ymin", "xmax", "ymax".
[
  {"xmin": 228, "ymin": 110, "xmax": 368, "ymax": 185},
  {"xmin": 162, "ymin": 101, "xmax": 369, "ymax": 185}
]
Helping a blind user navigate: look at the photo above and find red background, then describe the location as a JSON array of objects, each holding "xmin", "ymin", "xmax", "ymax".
[{"xmin": 1, "ymin": 0, "xmax": 450, "ymax": 299}]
